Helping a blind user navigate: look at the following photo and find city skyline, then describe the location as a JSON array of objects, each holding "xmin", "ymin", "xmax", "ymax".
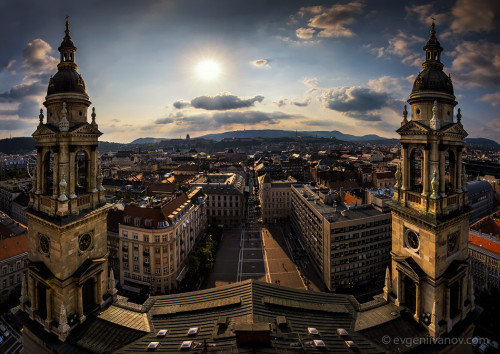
[{"xmin": 1, "ymin": 0, "xmax": 499, "ymax": 144}]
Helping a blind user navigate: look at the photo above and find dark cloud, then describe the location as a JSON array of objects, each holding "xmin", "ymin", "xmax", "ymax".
[
  {"xmin": 168, "ymin": 110, "xmax": 299, "ymax": 132},
  {"xmin": 0, "ymin": 79, "xmax": 47, "ymax": 102},
  {"xmin": 173, "ymin": 100, "xmax": 190, "ymax": 109},
  {"xmin": 320, "ymin": 86, "xmax": 391, "ymax": 121},
  {"xmin": 450, "ymin": 40, "xmax": 500, "ymax": 87},
  {"xmin": 155, "ymin": 117, "xmax": 174, "ymax": 124},
  {"xmin": 0, "ymin": 119, "xmax": 31, "ymax": 130},
  {"xmin": 291, "ymin": 98, "xmax": 310, "ymax": 107},
  {"xmin": 449, "ymin": 0, "xmax": 500, "ymax": 34},
  {"xmin": 190, "ymin": 93, "xmax": 264, "ymax": 110}
]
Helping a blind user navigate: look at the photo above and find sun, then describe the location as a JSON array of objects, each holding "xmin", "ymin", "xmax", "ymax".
[{"xmin": 195, "ymin": 58, "xmax": 221, "ymax": 82}]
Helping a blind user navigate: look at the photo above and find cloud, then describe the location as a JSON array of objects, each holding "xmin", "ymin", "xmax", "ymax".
[
  {"xmin": 296, "ymin": 28, "xmax": 316, "ymax": 39},
  {"xmin": 301, "ymin": 120, "xmax": 332, "ymax": 127},
  {"xmin": 251, "ymin": 59, "xmax": 270, "ymax": 68},
  {"xmin": 368, "ymin": 76, "xmax": 408, "ymax": 97},
  {"xmin": 173, "ymin": 100, "xmax": 190, "ymax": 109},
  {"xmin": 320, "ymin": 86, "xmax": 392, "ymax": 121},
  {"xmin": 273, "ymin": 99, "xmax": 287, "ymax": 107},
  {"xmin": 163, "ymin": 110, "xmax": 300, "ymax": 132},
  {"xmin": 0, "ymin": 79, "xmax": 47, "ymax": 102},
  {"xmin": 0, "ymin": 118, "xmax": 31, "ymax": 131},
  {"xmin": 362, "ymin": 44, "xmax": 384, "ymax": 58},
  {"xmin": 405, "ymin": 4, "xmax": 447, "ymax": 26},
  {"xmin": 297, "ymin": 2, "xmax": 364, "ymax": 39},
  {"xmin": 386, "ymin": 31, "xmax": 425, "ymax": 67},
  {"xmin": 190, "ymin": 92, "xmax": 264, "ymax": 110},
  {"xmin": 449, "ymin": 0, "xmax": 500, "ymax": 34},
  {"xmin": 20, "ymin": 39, "xmax": 58, "ymax": 75},
  {"xmin": 291, "ymin": 98, "xmax": 311, "ymax": 107},
  {"xmin": 155, "ymin": 117, "xmax": 174, "ymax": 124},
  {"xmin": 302, "ymin": 77, "xmax": 318, "ymax": 87},
  {"xmin": 450, "ymin": 40, "xmax": 500, "ymax": 87},
  {"xmin": 477, "ymin": 92, "xmax": 500, "ymax": 106}
]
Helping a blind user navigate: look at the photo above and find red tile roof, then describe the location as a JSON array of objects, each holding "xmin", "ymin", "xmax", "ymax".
[
  {"xmin": 469, "ymin": 233, "xmax": 500, "ymax": 255},
  {"xmin": 0, "ymin": 233, "xmax": 27, "ymax": 261}
]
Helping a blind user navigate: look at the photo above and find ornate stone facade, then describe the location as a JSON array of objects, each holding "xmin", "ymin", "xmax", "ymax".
[
  {"xmin": 21, "ymin": 21, "xmax": 112, "ymax": 342},
  {"xmin": 387, "ymin": 22, "xmax": 474, "ymax": 338}
]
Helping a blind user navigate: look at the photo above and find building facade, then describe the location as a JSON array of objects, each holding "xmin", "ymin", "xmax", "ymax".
[
  {"xmin": 258, "ymin": 173, "xmax": 296, "ymax": 223},
  {"xmin": 191, "ymin": 173, "xmax": 245, "ymax": 226},
  {"xmin": 0, "ymin": 212, "xmax": 28, "ymax": 299},
  {"xmin": 466, "ymin": 179, "xmax": 494, "ymax": 225},
  {"xmin": 387, "ymin": 22, "xmax": 474, "ymax": 339},
  {"xmin": 118, "ymin": 188, "xmax": 206, "ymax": 294},
  {"xmin": 468, "ymin": 212, "xmax": 500, "ymax": 292},
  {"xmin": 290, "ymin": 184, "xmax": 392, "ymax": 292}
]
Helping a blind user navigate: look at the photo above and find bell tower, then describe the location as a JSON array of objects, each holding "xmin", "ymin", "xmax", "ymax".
[
  {"xmin": 386, "ymin": 22, "xmax": 474, "ymax": 338},
  {"xmin": 20, "ymin": 20, "xmax": 113, "ymax": 341}
]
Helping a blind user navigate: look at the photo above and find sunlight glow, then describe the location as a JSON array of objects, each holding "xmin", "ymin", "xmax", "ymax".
[{"xmin": 195, "ymin": 58, "xmax": 221, "ymax": 82}]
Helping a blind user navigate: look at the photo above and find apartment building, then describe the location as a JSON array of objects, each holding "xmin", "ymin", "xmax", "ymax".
[
  {"xmin": 258, "ymin": 173, "xmax": 296, "ymax": 223},
  {"xmin": 0, "ymin": 212, "xmax": 28, "ymax": 298},
  {"xmin": 290, "ymin": 184, "xmax": 392, "ymax": 293},
  {"xmin": 118, "ymin": 187, "xmax": 206, "ymax": 294},
  {"xmin": 191, "ymin": 173, "xmax": 245, "ymax": 226},
  {"xmin": 468, "ymin": 211, "xmax": 500, "ymax": 292}
]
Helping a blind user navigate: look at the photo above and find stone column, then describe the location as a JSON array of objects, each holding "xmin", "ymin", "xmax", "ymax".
[
  {"xmin": 53, "ymin": 152, "xmax": 59, "ymax": 198},
  {"xmin": 446, "ymin": 287, "xmax": 452, "ymax": 332},
  {"xmin": 96, "ymin": 273, "xmax": 104, "ymax": 307},
  {"xmin": 456, "ymin": 149, "xmax": 463, "ymax": 192},
  {"xmin": 440, "ymin": 150, "xmax": 446, "ymax": 197},
  {"xmin": 395, "ymin": 270, "xmax": 402, "ymax": 306},
  {"xmin": 28, "ymin": 276, "xmax": 36, "ymax": 318},
  {"xmin": 90, "ymin": 148, "xmax": 97, "ymax": 193},
  {"xmin": 45, "ymin": 288, "xmax": 52, "ymax": 329},
  {"xmin": 422, "ymin": 148, "xmax": 430, "ymax": 196},
  {"xmin": 401, "ymin": 145, "xmax": 409, "ymax": 190},
  {"xmin": 36, "ymin": 150, "xmax": 43, "ymax": 194},
  {"xmin": 68, "ymin": 150, "xmax": 76, "ymax": 198},
  {"xmin": 93, "ymin": 277, "xmax": 99, "ymax": 305},
  {"xmin": 461, "ymin": 275, "xmax": 468, "ymax": 320},
  {"xmin": 77, "ymin": 285, "xmax": 86, "ymax": 323},
  {"xmin": 414, "ymin": 282, "xmax": 422, "ymax": 321}
]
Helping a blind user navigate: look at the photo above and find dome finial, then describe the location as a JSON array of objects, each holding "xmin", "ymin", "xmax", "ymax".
[
  {"xmin": 430, "ymin": 17, "xmax": 436, "ymax": 36},
  {"xmin": 65, "ymin": 16, "xmax": 70, "ymax": 37}
]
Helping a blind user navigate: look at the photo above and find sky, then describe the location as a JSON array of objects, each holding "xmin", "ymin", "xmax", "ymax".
[{"xmin": 0, "ymin": 0, "xmax": 499, "ymax": 144}]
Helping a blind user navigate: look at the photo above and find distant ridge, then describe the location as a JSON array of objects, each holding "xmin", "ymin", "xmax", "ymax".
[
  {"xmin": 0, "ymin": 131, "xmax": 498, "ymax": 155},
  {"xmin": 199, "ymin": 129, "xmax": 391, "ymax": 142}
]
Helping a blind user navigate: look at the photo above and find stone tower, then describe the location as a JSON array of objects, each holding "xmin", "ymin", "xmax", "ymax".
[
  {"xmin": 387, "ymin": 22, "xmax": 474, "ymax": 338},
  {"xmin": 21, "ymin": 20, "xmax": 112, "ymax": 341}
]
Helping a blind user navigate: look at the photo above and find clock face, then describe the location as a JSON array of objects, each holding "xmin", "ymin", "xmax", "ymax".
[
  {"xmin": 39, "ymin": 235, "xmax": 50, "ymax": 254},
  {"xmin": 406, "ymin": 230, "xmax": 420, "ymax": 251},
  {"xmin": 79, "ymin": 233, "xmax": 92, "ymax": 252},
  {"xmin": 447, "ymin": 232, "xmax": 458, "ymax": 253}
]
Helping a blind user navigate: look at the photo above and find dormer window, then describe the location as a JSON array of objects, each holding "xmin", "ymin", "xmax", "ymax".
[
  {"xmin": 124, "ymin": 215, "xmax": 131, "ymax": 224},
  {"xmin": 134, "ymin": 217, "xmax": 141, "ymax": 226},
  {"xmin": 145, "ymin": 219, "xmax": 152, "ymax": 228}
]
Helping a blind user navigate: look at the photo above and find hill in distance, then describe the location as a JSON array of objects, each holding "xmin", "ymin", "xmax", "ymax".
[{"xmin": 199, "ymin": 129, "xmax": 391, "ymax": 142}]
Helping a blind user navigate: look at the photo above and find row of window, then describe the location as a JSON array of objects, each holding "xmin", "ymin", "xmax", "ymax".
[
  {"xmin": 208, "ymin": 209, "xmax": 239, "ymax": 216},
  {"xmin": 2, "ymin": 260, "xmax": 23, "ymax": 275},
  {"xmin": 0, "ymin": 273, "xmax": 21, "ymax": 289}
]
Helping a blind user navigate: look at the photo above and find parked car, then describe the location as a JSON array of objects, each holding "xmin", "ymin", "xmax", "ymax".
[{"xmin": 0, "ymin": 324, "xmax": 9, "ymax": 338}]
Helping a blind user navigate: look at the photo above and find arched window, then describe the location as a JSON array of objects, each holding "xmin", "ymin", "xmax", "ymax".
[
  {"xmin": 75, "ymin": 150, "xmax": 89, "ymax": 195},
  {"xmin": 409, "ymin": 148, "xmax": 423, "ymax": 192},
  {"xmin": 43, "ymin": 151, "xmax": 54, "ymax": 195}
]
